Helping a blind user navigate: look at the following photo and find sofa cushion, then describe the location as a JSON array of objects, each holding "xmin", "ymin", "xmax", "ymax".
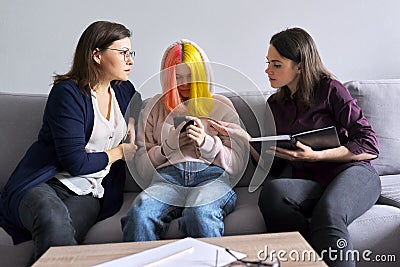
[
  {"xmin": 84, "ymin": 192, "xmax": 138, "ymax": 244},
  {"xmin": 0, "ymin": 242, "xmax": 33, "ymax": 267},
  {"xmin": 345, "ymin": 80, "xmax": 400, "ymax": 176},
  {"xmin": 348, "ymin": 204, "xmax": 400, "ymax": 267},
  {"xmin": 223, "ymin": 187, "xmax": 267, "ymax": 235}
]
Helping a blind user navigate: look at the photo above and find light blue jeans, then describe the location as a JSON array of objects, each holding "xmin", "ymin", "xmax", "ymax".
[{"xmin": 121, "ymin": 162, "xmax": 236, "ymax": 241}]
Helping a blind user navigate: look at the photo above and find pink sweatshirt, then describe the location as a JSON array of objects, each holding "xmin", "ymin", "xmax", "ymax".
[{"xmin": 134, "ymin": 93, "xmax": 247, "ymax": 182}]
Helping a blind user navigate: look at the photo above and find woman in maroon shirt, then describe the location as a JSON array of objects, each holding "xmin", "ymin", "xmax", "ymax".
[{"xmin": 257, "ymin": 28, "xmax": 380, "ymax": 267}]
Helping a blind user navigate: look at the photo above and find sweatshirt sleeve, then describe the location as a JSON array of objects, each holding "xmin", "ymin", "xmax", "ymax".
[
  {"xmin": 45, "ymin": 82, "xmax": 108, "ymax": 176},
  {"xmin": 202, "ymin": 95, "xmax": 248, "ymax": 177},
  {"xmin": 134, "ymin": 97, "xmax": 168, "ymax": 180}
]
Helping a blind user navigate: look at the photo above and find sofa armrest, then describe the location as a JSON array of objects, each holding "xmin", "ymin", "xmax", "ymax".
[{"xmin": 378, "ymin": 175, "xmax": 400, "ymax": 209}]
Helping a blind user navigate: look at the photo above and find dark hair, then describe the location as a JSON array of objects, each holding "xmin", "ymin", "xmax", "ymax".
[
  {"xmin": 270, "ymin": 27, "xmax": 332, "ymax": 107},
  {"xmin": 54, "ymin": 21, "xmax": 131, "ymax": 95}
]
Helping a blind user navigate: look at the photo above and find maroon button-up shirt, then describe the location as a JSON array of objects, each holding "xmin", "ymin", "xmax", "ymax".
[{"xmin": 266, "ymin": 77, "xmax": 379, "ymax": 187}]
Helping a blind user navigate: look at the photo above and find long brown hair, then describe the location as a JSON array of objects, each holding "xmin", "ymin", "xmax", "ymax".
[
  {"xmin": 53, "ymin": 21, "xmax": 131, "ymax": 95},
  {"xmin": 270, "ymin": 28, "xmax": 332, "ymax": 107}
]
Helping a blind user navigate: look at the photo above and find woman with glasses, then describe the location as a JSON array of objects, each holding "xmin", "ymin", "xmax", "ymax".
[
  {"xmin": 0, "ymin": 20, "xmax": 142, "ymax": 262},
  {"xmin": 210, "ymin": 28, "xmax": 380, "ymax": 267},
  {"xmin": 121, "ymin": 39, "xmax": 247, "ymax": 241}
]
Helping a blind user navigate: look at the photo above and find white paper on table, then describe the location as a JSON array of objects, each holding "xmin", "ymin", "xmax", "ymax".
[{"xmin": 93, "ymin": 237, "xmax": 247, "ymax": 267}]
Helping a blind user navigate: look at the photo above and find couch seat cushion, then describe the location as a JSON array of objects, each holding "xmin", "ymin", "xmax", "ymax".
[
  {"xmin": 84, "ymin": 192, "xmax": 138, "ymax": 244},
  {"xmin": 349, "ymin": 204, "xmax": 400, "ymax": 267}
]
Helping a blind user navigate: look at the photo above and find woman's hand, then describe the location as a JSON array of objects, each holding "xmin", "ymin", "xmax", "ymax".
[
  {"xmin": 122, "ymin": 118, "xmax": 138, "ymax": 161},
  {"xmin": 206, "ymin": 119, "xmax": 262, "ymax": 162},
  {"xmin": 122, "ymin": 143, "xmax": 137, "ymax": 161},
  {"xmin": 207, "ymin": 120, "xmax": 251, "ymax": 143},
  {"xmin": 267, "ymin": 141, "xmax": 319, "ymax": 162},
  {"xmin": 165, "ymin": 126, "xmax": 186, "ymax": 150},
  {"xmin": 268, "ymin": 140, "xmax": 378, "ymax": 163},
  {"xmin": 105, "ymin": 145, "xmax": 124, "ymax": 165},
  {"xmin": 106, "ymin": 118, "xmax": 138, "ymax": 164},
  {"xmin": 126, "ymin": 117, "xmax": 136, "ymax": 144}
]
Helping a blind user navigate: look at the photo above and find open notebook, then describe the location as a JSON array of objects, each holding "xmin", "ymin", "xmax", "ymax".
[{"xmin": 250, "ymin": 126, "xmax": 340, "ymax": 151}]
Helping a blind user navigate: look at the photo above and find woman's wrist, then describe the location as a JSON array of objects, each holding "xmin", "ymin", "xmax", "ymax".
[
  {"xmin": 106, "ymin": 145, "xmax": 124, "ymax": 165},
  {"xmin": 161, "ymin": 139, "xmax": 176, "ymax": 157},
  {"xmin": 312, "ymin": 150, "xmax": 321, "ymax": 162}
]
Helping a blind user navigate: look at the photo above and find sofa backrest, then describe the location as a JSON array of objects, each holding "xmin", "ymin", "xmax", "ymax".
[
  {"xmin": 0, "ymin": 90, "xmax": 274, "ymax": 193},
  {"xmin": 3, "ymin": 81, "xmax": 396, "ymax": 193},
  {"xmin": 218, "ymin": 90, "xmax": 273, "ymax": 187},
  {"xmin": 345, "ymin": 79, "xmax": 400, "ymax": 176},
  {"xmin": 0, "ymin": 92, "xmax": 47, "ymax": 190}
]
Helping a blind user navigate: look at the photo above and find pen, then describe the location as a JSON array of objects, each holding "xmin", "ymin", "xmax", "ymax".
[{"xmin": 142, "ymin": 247, "xmax": 194, "ymax": 267}]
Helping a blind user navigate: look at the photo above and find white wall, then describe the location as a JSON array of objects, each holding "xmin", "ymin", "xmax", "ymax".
[{"xmin": 1, "ymin": 0, "xmax": 400, "ymax": 99}]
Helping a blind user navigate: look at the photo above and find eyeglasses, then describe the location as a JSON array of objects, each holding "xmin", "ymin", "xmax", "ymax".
[
  {"xmin": 224, "ymin": 248, "xmax": 281, "ymax": 267},
  {"xmin": 102, "ymin": 48, "xmax": 135, "ymax": 62}
]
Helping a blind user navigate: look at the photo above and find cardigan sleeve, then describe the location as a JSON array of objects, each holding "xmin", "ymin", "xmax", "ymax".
[{"xmin": 45, "ymin": 82, "xmax": 108, "ymax": 176}]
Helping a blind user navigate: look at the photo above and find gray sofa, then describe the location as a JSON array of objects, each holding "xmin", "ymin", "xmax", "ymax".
[{"xmin": 1, "ymin": 79, "xmax": 399, "ymax": 267}]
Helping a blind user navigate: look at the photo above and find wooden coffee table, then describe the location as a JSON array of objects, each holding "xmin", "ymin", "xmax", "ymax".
[{"xmin": 33, "ymin": 232, "xmax": 327, "ymax": 266}]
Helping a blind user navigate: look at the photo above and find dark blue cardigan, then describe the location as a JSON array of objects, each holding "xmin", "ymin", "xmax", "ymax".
[{"xmin": 0, "ymin": 79, "xmax": 141, "ymax": 244}]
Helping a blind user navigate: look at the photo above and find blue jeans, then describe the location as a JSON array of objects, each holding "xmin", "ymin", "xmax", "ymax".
[
  {"xmin": 258, "ymin": 164, "xmax": 381, "ymax": 267},
  {"xmin": 121, "ymin": 162, "xmax": 236, "ymax": 241},
  {"xmin": 18, "ymin": 178, "xmax": 100, "ymax": 261}
]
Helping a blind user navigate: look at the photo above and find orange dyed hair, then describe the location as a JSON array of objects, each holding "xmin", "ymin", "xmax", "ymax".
[{"xmin": 160, "ymin": 42, "xmax": 213, "ymax": 116}]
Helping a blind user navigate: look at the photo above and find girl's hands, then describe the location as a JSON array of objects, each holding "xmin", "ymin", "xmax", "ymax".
[
  {"xmin": 185, "ymin": 116, "xmax": 207, "ymax": 147},
  {"xmin": 162, "ymin": 122, "xmax": 192, "ymax": 155}
]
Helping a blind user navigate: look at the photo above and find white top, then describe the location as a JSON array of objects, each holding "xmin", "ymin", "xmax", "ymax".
[{"xmin": 55, "ymin": 87, "xmax": 127, "ymax": 198}]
